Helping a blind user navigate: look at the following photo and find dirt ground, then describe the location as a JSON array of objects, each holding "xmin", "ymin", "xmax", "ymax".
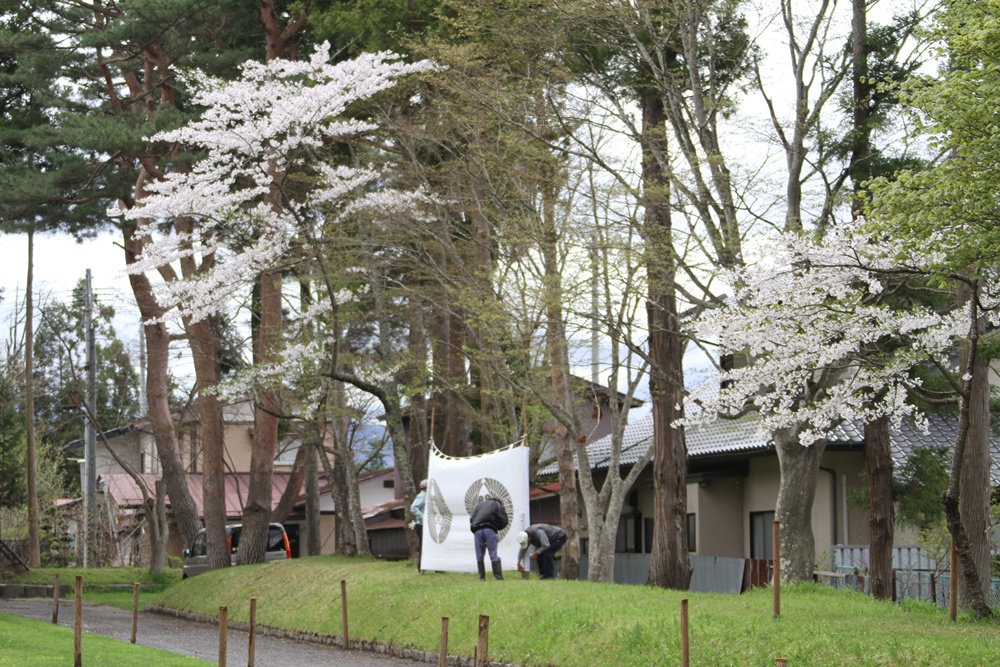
[{"xmin": 0, "ymin": 597, "xmax": 429, "ymax": 667}]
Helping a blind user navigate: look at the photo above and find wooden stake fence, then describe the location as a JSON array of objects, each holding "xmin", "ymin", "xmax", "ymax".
[
  {"xmin": 949, "ymin": 540, "xmax": 958, "ymax": 622},
  {"xmin": 680, "ymin": 599, "xmax": 689, "ymax": 667},
  {"xmin": 51, "ymin": 573, "xmax": 59, "ymax": 625},
  {"xmin": 438, "ymin": 617, "xmax": 449, "ymax": 667},
  {"xmin": 475, "ymin": 614, "xmax": 489, "ymax": 667},
  {"xmin": 131, "ymin": 582, "xmax": 140, "ymax": 643},
  {"xmin": 74, "ymin": 575, "xmax": 82, "ymax": 667},
  {"xmin": 219, "ymin": 605, "xmax": 228, "ymax": 667},
  {"xmin": 341, "ymin": 580, "xmax": 350, "ymax": 650},
  {"xmin": 248, "ymin": 597, "xmax": 257, "ymax": 667},
  {"xmin": 772, "ymin": 521, "xmax": 781, "ymax": 619}
]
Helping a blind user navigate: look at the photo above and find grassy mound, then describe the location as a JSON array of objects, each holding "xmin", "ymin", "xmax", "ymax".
[{"xmin": 152, "ymin": 556, "xmax": 1000, "ymax": 666}]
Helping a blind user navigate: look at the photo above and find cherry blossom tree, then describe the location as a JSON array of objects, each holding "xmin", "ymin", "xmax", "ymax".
[
  {"xmin": 685, "ymin": 227, "xmax": 976, "ymax": 584},
  {"xmin": 113, "ymin": 43, "xmax": 435, "ymax": 563}
]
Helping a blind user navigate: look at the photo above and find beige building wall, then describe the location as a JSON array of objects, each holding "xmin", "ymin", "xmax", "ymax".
[
  {"xmin": 694, "ymin": 476, "xmax": 745, "ymax": 557},
  {"xmin": 818, "ymin": 451, "xmax": 868, "ymax": 546},
  {"xmin": 741, "ymin": 456, "xmax": 780, "ymax": 556},
  {"xmin": 812, "ymin": 467, "xmax": 836, "ymax": 567}
]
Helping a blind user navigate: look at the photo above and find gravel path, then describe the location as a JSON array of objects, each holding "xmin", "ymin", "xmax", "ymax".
[{"xmin": 0, "ymin": 598, "xmax": 428, "ymax": 667}]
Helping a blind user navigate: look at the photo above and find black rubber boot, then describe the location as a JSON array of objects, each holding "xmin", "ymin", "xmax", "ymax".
[
  {"xmin": 492, "ymin": 559, "xmax": 504, "ymax": 580},
  {"xmin": 477, "ymin": 561, "xmax": 486, "ymax": 581}
]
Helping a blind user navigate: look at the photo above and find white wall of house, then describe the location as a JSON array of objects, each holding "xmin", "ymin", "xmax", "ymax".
[{"xmin": 359, "ymin": 472, "xmax": 397, "ymax": 509}]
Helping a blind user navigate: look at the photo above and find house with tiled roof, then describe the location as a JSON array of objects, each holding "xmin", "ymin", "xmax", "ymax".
[
  {"xmin": 539, "ymin": 411, "xmax": 999, "ymax": 576},
  {"xmin": 62, "ymin": 399, "xmax": 340, "ymax": 564}
]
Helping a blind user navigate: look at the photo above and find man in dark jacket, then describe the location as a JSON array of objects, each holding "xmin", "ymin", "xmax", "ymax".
[
  {"xmin": 516, "ymin": 523, "xmax": 567, "ymax": 579},
  {"xmin": 469, "ymin": 497, "xmax": 508, "ymax": 580}
]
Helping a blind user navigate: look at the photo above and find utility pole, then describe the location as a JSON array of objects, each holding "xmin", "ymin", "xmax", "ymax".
[
  {"xmin": 84, "ymin": 270, "xmax": 98, "ymax": 566},
  {"xmin": 591, "ymin": 245, "xmax": 601, "ymax": 386},
  {"xmin": 25, "ymin": 226, "xmax": 41, "ymax": 567}
]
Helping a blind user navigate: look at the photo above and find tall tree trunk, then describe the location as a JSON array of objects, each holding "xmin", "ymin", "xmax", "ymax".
[
  {"xmin": 849, "ymin": 0, "xmax": 873, "ymax": 219},
  {"xmin": 959, "ymin": 349, "xmax": 991, "ymax": 609},
  {"xmin": 403, "ymin": 296, "xmax": 429, "ymax": 482},
  {"xmin": 123, "ymin": 222, "xmax": 202, "ymax": 548},
  {"xmin": 774, "ymin": 427, "xmax": 826, "ymax": 583},
  {"xmin": 186, "ymin": 317, "xmax": 229, "ymax": 571},
  {"xmin": 325, "ymin": 429, "xmax": 357, "ymax": 556},
  {"xmin": 305, "ymin": 441, "xmax": 321, "ymax": 556},
  {"xmin": 864, "ymin": 415, "xmax": 894, "ymax": 600},
  {"xmin": 331, "ymin": 384, "xmax": 371, "ymax": 557},
  {"xmin": 944, "ymin": 281, "xmax": 993, "ymax": 617},
  {"xmin": 235, "ymin": 0, "xmax": 307, "ymax": 568},
  {"xmin": 641, "ymin": 95, "xmax": 691, "ymax": 590},
  {"xmin": 147, "ymin": 479, "xmax": 168, "ymax": 575},
  {"xmin": 239, "ymin": 270, "xmax": 283, "ymax": 565},
  {"xmin": 540, "ymin": 167, "xmax": 581, "ymax": 580},
  {"xmin": 24, "ymin": 227, "xmax": 41, "ymax": 568}
]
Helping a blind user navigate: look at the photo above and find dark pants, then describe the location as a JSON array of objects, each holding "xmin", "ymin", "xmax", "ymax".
[
  {"xmin": 474, "ymin": 528, "xmax": 500, "ymax": 563},
  {"xmin": 537, "ymin": 532, "xmax": 567, "ymax": 579}
]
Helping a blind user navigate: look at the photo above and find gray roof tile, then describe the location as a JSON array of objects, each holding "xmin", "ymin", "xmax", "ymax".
[{"xmin": 539, "ymin": 412, "xmax": 999, "ymax": 485}]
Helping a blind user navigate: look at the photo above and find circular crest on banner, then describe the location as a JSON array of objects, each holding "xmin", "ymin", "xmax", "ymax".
[
  {"xmin": 464, "ymin": 477, "xmax": 514, "ymax": 540},
  {"xmin": 425, "ymin": 478, "xmax": 452, "ymax": 544}
]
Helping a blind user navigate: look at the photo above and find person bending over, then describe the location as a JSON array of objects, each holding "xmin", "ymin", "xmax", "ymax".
[
  {"xmin": 469, "ymin": 497, "xmax": 508, "ymax": 581},
  {"xmin": 516, "ymin": 524, "xmax": 567, "ymax": 580}
]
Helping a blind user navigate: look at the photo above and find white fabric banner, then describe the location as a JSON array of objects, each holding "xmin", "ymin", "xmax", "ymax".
[{"xmin": 420, "ymin": 443, "xmax": 530, "ymax": 572}]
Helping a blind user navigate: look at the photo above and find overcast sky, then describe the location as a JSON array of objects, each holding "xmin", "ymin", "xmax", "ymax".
[{"xmin": 0, "ymin": 229, "xmax": 142, "ymax": 356}]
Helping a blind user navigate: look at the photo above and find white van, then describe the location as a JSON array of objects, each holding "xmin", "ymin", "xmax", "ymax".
[{"xmin": 182, "ymin": 523, "xmax": 291, "ymax": 578}]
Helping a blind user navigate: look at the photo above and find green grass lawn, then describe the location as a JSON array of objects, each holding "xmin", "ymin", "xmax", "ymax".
[
  {"xmin": 5, "ymin": 566, "xmax": 181, "ymax": 587},
  {"xmin": 0, "ymin": 613, "xmax": 210, "ymax": 666},
  {"xmin": 146, "ymin": 556, "xmax": 1000, "ymax": 667}
]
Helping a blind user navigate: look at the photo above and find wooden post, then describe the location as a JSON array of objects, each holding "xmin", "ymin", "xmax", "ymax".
[
  {"xmin": 680, "ymin": 599, "xmax": 690, "ymax": 667},
  {"xmin": 772, "ymin": 520, "xmax": 781, "ymax": 619},
  {"xmin": 776, "ymin": 659, "xmax": 788, "ymax": 666},
  {"xmin": 248, "ymin": 597, "xmax": 257, "ymax": 667},
  {"xmin": 73, "ymin": 575, "xmax": 82, "ymax": 667},
  {"xmin": 52, "ymin": 573, "xmax": 60, "ymax": 625},
  {"xmin": 949, "ymin": 540, "xmax": 958, "ymax": 622},
  {"xmin": 891, "ymin": 570, "xmax": 897, "ymax": 603},
  {"xmin": 475, "ymin": 614, "xmax": 489, "ymax": 667},
  {"xmin": 341, "ymin": 580, "xmax": 349, "ymax": 650},
  {"xmin": 130, "ymin": 582, "xmax": 140, "ymax": 643},
  {"xmin": 438, "ymin": 616, "xmax": 449, "ymax": 667},
  {"xmin": 219, "ymin": 606, "xmax": 228, "ymax": 667}
]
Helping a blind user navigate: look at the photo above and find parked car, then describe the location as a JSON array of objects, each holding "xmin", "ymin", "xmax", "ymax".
[{"xmin": 182, "ymin": 523, "xmax": 292, "ymax": 578}]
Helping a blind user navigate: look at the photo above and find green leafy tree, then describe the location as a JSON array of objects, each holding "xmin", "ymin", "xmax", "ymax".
[{"xmin": 863, "ymin": 0, "xmax": 1000, "ymax": 618}]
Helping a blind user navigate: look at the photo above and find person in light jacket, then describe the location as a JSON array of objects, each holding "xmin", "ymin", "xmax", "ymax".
[{"xmin": 410, "ymin": 480, "xmax": 428, "ymax": 572}]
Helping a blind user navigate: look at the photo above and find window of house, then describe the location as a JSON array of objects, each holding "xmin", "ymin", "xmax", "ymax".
[
  {"xmin": 616, "ymin": 513, "xmax": 642, "ymax": 553},
  {"xmin": 750, "ymin": 510, "xmax": 776, "ymax": 560},
  {"xmin": 637, "ymin": 516, "xmax": 691, "ymax": 554},
  {"xmin": 383, "ymin": 479, "xmax": 394, "ymax": 489}
]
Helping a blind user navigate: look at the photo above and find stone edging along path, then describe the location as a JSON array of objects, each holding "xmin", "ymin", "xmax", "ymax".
[{"xmin": 147, "ymin": 605, "xmax": 526, "ymax": 667}]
